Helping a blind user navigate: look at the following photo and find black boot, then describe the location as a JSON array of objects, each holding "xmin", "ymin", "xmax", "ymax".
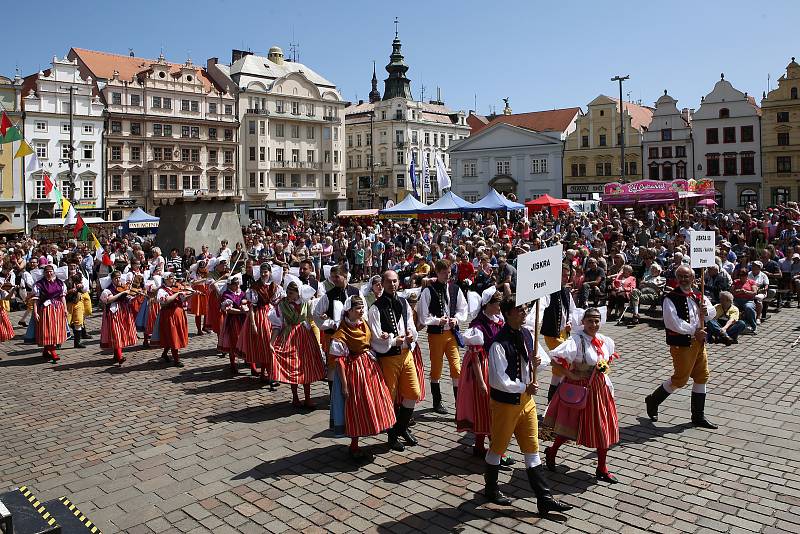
[
  {"xmin": 431, "ymin": 382, "xmax": 448, "ymax": 414},
  {"xmin": 691, "ymin": 392, "xmax": 718, "ymax": 429},
  {"xmin": 526, "ymin": 465, "xmax": 573, "ymax": 516},
  {"xmin": 387, "ymin": 407, "xmax": 405, "ymax": 452},
  {"xmin": 452, "ymin": 385, "xmax": 459, "ymax": 402},
  {"xmin": 484, "ymin": 464, "xmax": 512, "ymax": 505},
  {"xmin": 72, "ymin": 327, "xmax": 86, "ymax": 349},
  {"xmin": 547, "ymin": 383, "xmax": 559, "ymax": 403},
  {"xmin": 81, "ymin": 327, "xmax": 92, "ymax": 340},
  {"xmin": 396, "ymin": 405, "xmax": 418, "ymax": 446},
  {"xmin": 645, "ymin": 385, "xmax": 671, "ymax": 422}
]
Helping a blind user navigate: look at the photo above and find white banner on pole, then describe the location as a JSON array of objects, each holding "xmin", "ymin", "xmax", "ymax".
[
  {"xmin": 689, "ymin": 231, "xmax": 716, "ymax": 269},
  {"xmin": 515, "ymin": 244, "xmax": 563, "ymax": 306}
]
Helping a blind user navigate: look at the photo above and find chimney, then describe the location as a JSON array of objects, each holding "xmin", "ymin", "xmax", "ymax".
[
  {"xmin": 358, "ymin": 99, "xmax": 364, "ymax": 105},
  {"xmin": 129, "ymin": 49, "xmax": 135, "ymax": 57},
  {"xmin": 231, "ymin": 49, "xmax": 252, "ymax": 63}
]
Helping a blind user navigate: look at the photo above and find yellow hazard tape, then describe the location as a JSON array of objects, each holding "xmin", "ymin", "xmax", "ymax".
[
  {"xmin": 59, "ymin": 496, "xmax": 102, "ymax": 534},
  {"xmin": 17, "ymin": 486, "xmax": 57, "ymax": 527}
]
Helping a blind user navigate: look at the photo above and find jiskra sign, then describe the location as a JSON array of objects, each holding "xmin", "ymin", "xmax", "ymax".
[
  {"xmin": 690, "ymin": 231, "xmax": 716, "ymax": 269},
  {"xmin": 515, "ymin": 244, "xmax": 563, "ymax": 306}
]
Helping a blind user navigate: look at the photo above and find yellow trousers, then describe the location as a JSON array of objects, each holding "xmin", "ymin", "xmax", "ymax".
[
  {"xmin": 66, "ymin": 293, "xmax": 92, "ymax": 327},
  {"xmin": 378, "ymin": 349, "xmax": 420, "ymax": 401},
  {"xmin": 428, "ymin": 332, "xmax": 461, "ymax": 381},
  {"xmin": 670, "ymin": 339, "xmax": 709, "ymax": 389},
  {"xmin": 544, "ymin": 330, "xmax": 569, "ymax": 377},
  {"xmin": 489, "ymin": 392, "xmax": 539, "ymax": 455},
  {"xmin": 1, "ymin": 300, "xmax": 9, "ymax": 312}
]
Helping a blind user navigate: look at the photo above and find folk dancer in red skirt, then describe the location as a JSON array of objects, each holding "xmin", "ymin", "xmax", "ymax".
[
  {"xmin": 329, "ymin": 295, "xmax": 396, "ymax": 462},
  {"xmin": 99, "ymin": 271, "xmax": 137, "ymax": 366},
  {"xmin": 0, "ymin": 269, "xmax": 16, "ymax": 343},
  {"xmin": 31, "ymin": 264, "xmax": 67, "ymax": 363},
  {"xmin": 237, "ymin": 263, "xmax": 283, "ymax": 384},
  {"xmin": 157, "ymin": 273, "xmax": 190, "ymax": 367},
  {"xmin": 269, "ymin": 281, "xmax": 326, "ymax": 409},
  {"xmin": 188, "ymin": 260, "xmax": 211, "ymax": 336},
  {"xmin": 544, "ymin": 307, "xmax": 620, "ymax": 484},
  {"xmin": 142, "ymin": 271, "xmax": 162, "ymax": 348},
  {"xmin": 218, "ymin": 275, "xmax": 249, "ymax": 374},
  {"xmin": 205, "ymin": 260, "xmax": 229, "ymax": 336}
]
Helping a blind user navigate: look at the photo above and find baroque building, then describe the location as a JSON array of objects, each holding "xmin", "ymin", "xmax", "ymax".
[
  {"xmin": 0, "ymin": 72, "xmax": 24, "ymax": 225},
  {"xmin": 642, "ymin": 90, "xmax": 693, "ymax": 183},
  {"xmin": 761, "ymin": 57, "xmax": 800, "ymax": 205}
]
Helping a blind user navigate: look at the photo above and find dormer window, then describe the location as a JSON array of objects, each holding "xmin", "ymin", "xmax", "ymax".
[{"xmin": 719, "ymin": 108, "xmax": 730, "ymax": 119}]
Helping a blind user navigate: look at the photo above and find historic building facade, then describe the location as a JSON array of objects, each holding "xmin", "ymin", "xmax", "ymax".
[
  {"xmin": 449, "ymin": 107, "xmax": 580, "ymax": 202},
  {"xmin": 207, "ymin": 46, "xmax": 347, "ymax": 221},
  {"xmin": 344, "ymin": 35, "xmax": 470, "ymax": 208},
  {"xmin": 563, "ymin": 95, "xmax": 653, "ymax": 199},
  {"xmin": 69, "ymin": 48, "xmax": 238, "ymax": 219},
  {"xmin": 22, "ymin": 56, "xmax": 105, "ymax": 219},
  {"xmin": 761, "ymin": 58, "xmax": 800, "ymax": 205},
  {"xmin": 642, "ymin": 91, "xmax": 694, "ymax": 183},
  {"xmin": 692, "ymin": 75, "xmax": 762, "ymax": 208},
  {"xmin": 0, "ymin": 73, "xmax": 24, "ymax": 225}
]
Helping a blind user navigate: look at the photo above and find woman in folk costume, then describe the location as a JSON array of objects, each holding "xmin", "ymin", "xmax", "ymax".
[
  {"xmin": 218, "ymin": 275, "xmax": 249, "ymax": 374},
  {"xmin": 237, "ymin": 263, "xmax": 283, "ymax": 384},
  {"xmin": 31, "ymin": 264, "xmax": 67, "ymax": 363},
  {"xmin": 142, "ymin": 269, "xmax": 163, "ymax": 348},
  {"xmin": 543, "ymin": 307, "xmax": 620, "ymax": 484},
  {"xmin": 205, "ymin": 261, "xmax": 230, "ymax": 336},
  {"xmin": 270, "ymin": 280, "xmax": 326, "ymax": 409},
  {"xmin": 157, "ymin": 273, "xmax": 190, "ymax": 367},
  {"xmin": 363, "ymin": 275, "xmax": 383, "ymax": 309},
  {"xmin": 99, "ymin": 270, "xmax": 138, "ymax": 367},
  {"xmin": 329, "ymin": 295, "xmax": 396, "ymax": 462},
  {"xmin": 189, "ymin": 261, "xmax": 211, "ymax": 336},
  {"xmin": 0, "ymin": 268, "xmax": 16, "ymax": 342}
]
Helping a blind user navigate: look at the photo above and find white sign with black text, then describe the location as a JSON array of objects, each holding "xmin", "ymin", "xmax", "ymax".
[
  {"xmin": 690, "ymin": 231, "xmax": 716, "ymax": 269},
  {"xmin": 515, "ymin": 244, "xmax": 563, "ymax": 306}
]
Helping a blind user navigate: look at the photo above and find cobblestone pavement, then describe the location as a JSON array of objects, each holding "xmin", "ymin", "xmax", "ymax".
[{"xmin": 2, "ymin": 304, "xmax": 800, "ymax": 534}]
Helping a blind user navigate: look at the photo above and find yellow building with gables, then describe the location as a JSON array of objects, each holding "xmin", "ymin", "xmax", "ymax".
[
  {"xmin": 762, "ymin": 57, "xmax": 800, "ymax": 204},
  {"xmin": 0, "ymin": 74, "xmax": 24, "ymax": 226}
]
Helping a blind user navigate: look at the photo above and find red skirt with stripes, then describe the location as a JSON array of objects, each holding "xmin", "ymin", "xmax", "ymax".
[
  {"xmin": 206, "ymin": 290, "xmax": 221, "ymax": 333},
  {"xmin": 237, "ymin": 306, "xmax": 273, "ymax": 366},
  {"xmin": 159, "ymin": 306, "xmax": 189, "ymax": 349},
  {"xmin": 455, "ymin": 346, "xmax": 491, "ymax": 434},
  {"xmin": 0, "ymin": 307, "xmax": 15, "ymax": 341},
  {"xmin": 339, "ymin": 352, "xmax": 396, "ymax": 437},
  {"xmin": 545, "ymin": 371, "xmax": 619, "ymax": 449},
  {"xmin": 100, "ymin": 304, "xmax": 137, "ymax": 350},
  {"xmin": 189, "ymin": 283, "xmax": 209, "ymax": 316},
  {"xmin": 36, "ymin": 302, "xmax": 67, "ymax": 347},
  {"xmin": 412, "ymin": 343, "xmax": 426, "ymax": 402},
  {"xmin": 145, "ymin": 298, "xmax": 160, "ymax": 336},
  {"xmin": 218, "ymin": 312, "xmax": 245, "ymax": 353},
  {"xmin": 270, "ymin": 323, "xmax": 325, "ymax": 385}
]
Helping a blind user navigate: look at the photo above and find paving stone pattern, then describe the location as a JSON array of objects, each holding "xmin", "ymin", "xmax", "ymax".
[{"xmin": 1, "ymin": 306, "xmax": 800, "ymax": 533}]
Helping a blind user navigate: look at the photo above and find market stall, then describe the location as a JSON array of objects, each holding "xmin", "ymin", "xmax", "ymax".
[
  {"xmin": 123, "ymin": 208, "xmax": 159, "ymax": 236},
  {"xmin": 525, "ymin": 194, "xmax": 572, "ymax": 216},
  {"xmin": 31, "ymin": 217, "xmax": 115, "ymax": 241},
  {"xmin": 416, "ymin": 191, "xmax": 474, "ymax": 219},
  {"xmin": 336, "ymin": 209, "xmax": 379, "ymax": 225},
  {"xmin": 601, "ymin": 179, "xmax": 715, "ymax": 208},
  {"xmin": 464, "ymin": 189, "xmax": 525, "ymax": 212},
  {"xmin": 378, "ymin": 195, "xmax": 428, "ymax": 219}
]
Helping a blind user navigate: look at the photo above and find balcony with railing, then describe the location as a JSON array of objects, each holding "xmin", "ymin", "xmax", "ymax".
[
  {"xmin": 245, "ymin": 108, "xmax": 270, "ymax": 115},
  {"xmin": 270, "ymin": 160, "xmax": 322, "ymax": 170}
]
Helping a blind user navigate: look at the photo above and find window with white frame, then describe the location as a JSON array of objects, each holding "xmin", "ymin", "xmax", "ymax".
[
  {"xmin": 275, "ymin": 123, "xmax": 284, "ymax": 137},
  {"xmin": 35, "ymin": 142, "xmax": 48, "ymax": 159},
  {"xmin": 291, "ymin": 125, "xmax": 299, "ymax": 138},
  {"xmin": 275, "ymin": 100, "xmax": 284, "ymax": 113},
  {"xmin": 35, "ymin": 179, "xmax": 46, "ymax": 199},
  {"xmin": 152, "ymin": 96, "xmax": 161, "ymax": 108},
  {"xmin": 531, "ymin": 158, "xmax": 548, "ymax": 173},
  {"xmin": 463, "ymin": 192, "xmax": 480, "ymax": 203},
  {"xmin": 130, "ymin": 94, "xmax": 141, "ymax": 107},
  {"xmin": 111, "ymin": 92, "xmax": 122, "ymax": 105},
  {"xmin": 82, "ymin": 123, "xmax": 93, "ymax": 134},
  {"xmin": 307, "ymin": 126, "xmax": 314, "ymax": 139},
  {"xmin": 111, "ymin": 175, "xmax": 122, "ymax": 191},
  {"xmin": 275, "ymin": 173, "xmax": 285, "ymax": 188},
  {"xmin": 82, "ymin": 180, "xmax": 94, "ymax": 199},
  {"xmin": 61, "ymin": 144, "xmax": 71, "ymax": 160},
  {"xmin": 35, "ymin": 121, "xmax": 47, "ymax": 132},
  {"xmin": 209, "ymin": 102, "xmax": 217, "ymax": 114},
  {"xmin": 61, "ymin": 123, "xmax": 71, "ymax": 134},
  {"xmin": 463, "ymin": 160, "xmax": 477, "ymax": 177},
  {"xmin": 496, "ymin": 159, "xmax": 511, "ymax": 175},
  {"xmin": 291, "ymin": 101, "xmax": 300, "ymax": 115},
  {"xmin": 259, "ymin": 172, "xmax": 266, "ymax": 188},
  {"xmin": 82, "ymin": 144, "xmax": 93, "ymax": 160},
  {"xmin": 305, "ymin": 174, "xmax": 315, "ymax": 187}
]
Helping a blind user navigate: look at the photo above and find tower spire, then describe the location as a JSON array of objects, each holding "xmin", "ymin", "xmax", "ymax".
[
  {"xmin": 368, "ymin": 60, "xmax": 380, "ymax": 103},
  {"xmin": 382, "ymin": 23, "xmax": 412, "ymax": 101}
]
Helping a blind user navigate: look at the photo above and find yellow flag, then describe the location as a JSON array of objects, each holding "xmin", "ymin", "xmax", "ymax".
[
  {"xmin": 14, "ymin": 141, "xmax": 34, "ymax": 159},
  {"xmin": 61, "ymin": 197, "xmax": 71, "ymax": 218},
  {"xmin": 91, "ymin": 233, "xmax": 102, "ymax": 251}
]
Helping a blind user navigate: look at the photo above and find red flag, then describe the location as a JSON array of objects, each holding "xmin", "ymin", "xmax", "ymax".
[
  {"xmin": 73, "ymin": 214, "xmax": 85, "ymax": 238},
  {"xmin": 102, "ymin": 250, "xmax": 113, "ymax": 266},
  {"xmin": 0, "ymin": 112, "xmax": 11, "ymax": 137},
  {"xmin": 43, "ymin": 173, "xmax": 54, "ymax": 196}
]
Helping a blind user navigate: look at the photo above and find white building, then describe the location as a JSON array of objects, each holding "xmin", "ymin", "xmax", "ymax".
[
  {"xmin": 208, "ymin": 47, "xmax": 347, "ymax": 221},
  {"xmin": 344, "ymin": 35, "xmax": 470, "ymax": 208},
  {"xmin": 643, "ymin": 91, "xmax": 693, "ymax": 182},
  {"xmin": 22, "ymin": 56, "xmax": 105, "ymax": 219},
  {"xmin": 449, "ymin": 107, "xmax": 580, "ymax": 202},
  {"xmin": 692, "ymin": 74, "xmax": 762, "ymax": 208}
]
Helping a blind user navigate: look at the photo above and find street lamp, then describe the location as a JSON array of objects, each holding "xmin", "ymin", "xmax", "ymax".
[{"xmin": 611, "ymin": 75, "xmax": 629, "ymax": 182}]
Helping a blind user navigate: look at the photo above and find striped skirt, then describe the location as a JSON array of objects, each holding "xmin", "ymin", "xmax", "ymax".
[
  {"xmin": 158, "ymin": 306, "xmax": 189, "ymax": 350},
  {"xmin": 218, "ymin": 312, "xmax": 245, "ymax": 353},
  {"xmin": 455, "ymin": 346, "xmax": 491, "ymax": 435},
  {"xmin": 36, "ymin": 302, "xmax": 68, "ymax": 347},
  {"xmin": 412, "ymin": 343, "xmax": 426, "ymax": 402},
  {"xmin": 237, "ymin": 306, "xmax": 273, "ymax": 366},
  {"xmin": 130, "ymin": 294, "xmax": 145, "ymax": 318},
  {"xmin": 189, "ymin": 283, "xmax": 209, "ymax": 316},
  {"xmin": 340, "ymin": 352, "xmax": 397, "ymax": 437},
  {"xmin": 206, "ymin": 290, "xmax": 221, "ymax": 334},
  {"xmin": 270, "ymin": 323, "xmax": 325, "ymax": 385},
  {"xmin": 100, "ymin": 304, "xmax": 137, "ymax": 350},
  {"xmin": 545, "ymin": 371, "xmax": 619, "ymax": 449},
  {"xmin": 0, "ymin": 307, "xmax": 14, "ymax": 341},
  {"xmin": 145, "ymin": 298, "xmax": 160, "ymax": 336}
]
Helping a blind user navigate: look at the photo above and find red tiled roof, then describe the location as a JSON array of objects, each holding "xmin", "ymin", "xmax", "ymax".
[
  {"xmin": 472, "ymin": 107, "xmax": 581, "ymax": 134},
  {"xmin": 68, "ymin": 48, "xmax": 218, "ymax": 92},
  {"xmin": 467, "ymin": 113, "xmax": 489, "ymax": 133},
  {"xmin": 608, "ymin": 97, "xmax": 654, "ymax": 130}
]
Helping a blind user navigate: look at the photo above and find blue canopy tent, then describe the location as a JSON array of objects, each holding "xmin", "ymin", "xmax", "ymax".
[
  {"xmin": 419, "ymin": 191, "xmax": 474, "ymax": 214},
  {"xmin": 123, "ymin": 208, "xmax": 160, "ymax": 235},
  {"xmin": 463, "ymin": 189, "xmax": 525, "ymax": 212},
  {"xmin": 379, "ymin": 194, "xmax": 428, "ymax": 218}
]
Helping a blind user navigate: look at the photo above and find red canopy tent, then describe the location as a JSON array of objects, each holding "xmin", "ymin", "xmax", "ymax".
[{"xmin": 525, "ymin": 194, "xmax": 571, "ymax": 216}]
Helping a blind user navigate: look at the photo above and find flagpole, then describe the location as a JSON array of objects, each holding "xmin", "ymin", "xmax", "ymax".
[{"xmin": 21, "ymin": 153, "xmax": 28, "ymax": 234}]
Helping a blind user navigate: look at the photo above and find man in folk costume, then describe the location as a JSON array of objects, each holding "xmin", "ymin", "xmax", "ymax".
[
  {"xmin": 32, "ymin": 264, "xmax": 67, "ymax": 363},
  {"xmin": 330, "ymin": 295, "xmax": 396, "ymax": 462},
  {"xmin": 66, "ymin": 259, "xmax": 93, "ymax": 344},
  {"xmin": 298, "ymin": 259, "xmax": 322, "ymax": 297},
  {"xmin": 540, "ymin": 264, "xmax": 576, "ymax": 402},
  {"xmin": 237, "ymin": 262, "xmax": 283, "ymax": 385},
  {"xmin": 483, "ymin": 295, "xmax": 572, "ymax": 516},
  {"xmin": 367, "ymin": 270, "xmax": 420, "ymax": 452},
  {"xmin": 99, "ymin": 271, "xmax": 137, "ymax": 367},
  {"xmin": 417, "ymin": 260, "xmax": 468, "ymax": 415},
  {"xmin": 645, "ymin": 265, "xmax": 718, "ymax": 429},
  {"xmin": 157, "ymin": 273, "xmax": 190, "ymax": 367}
]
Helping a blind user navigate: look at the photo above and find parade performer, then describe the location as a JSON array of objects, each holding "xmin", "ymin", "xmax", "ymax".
[
  {"xmin": 367, "ymin": 270, "xmax": 420, "ymax": 452},
  {"xmin": 65, "ymin": 260, "xmax": 93, "ymax": 347},
  {"xmin": 189, "ymin": 261, "xmax": 211, "ymax": 336},
  {"xmin": 205, "ymin": 260, "xmax": 229, "ymax": 335},
  {"xmin": 99, "ymin": 271, "xmax": 137, "ymax": 367},
  {"xmin": 142, "ymin": 270, "xmax": 162, "ymax": 348},
  {"xmin": 238, "ymin": 263, "xmax": 283, "ymax": 384},
  {"xmin": 483, "ymin": 295, "xmax": 572, "ymax": 516},
  {"xmin": 329, "ymin": 295, "xmax": 396, "ymax": 461},
  {"xmin": 218, "ymin": 276, "xmax": 249, "ymax": 374},
  {"xmin": 540, "ymin": 264, "xmax": 576, "ymax": 401},
  {"xmin": 544, "ymin": 307, "xmax": 620, "ymax": 484},
  {"xmin": 403, "ymin": 289, "xmax": 426, "ymax": 406},
  {"xmin": 645, "ymin": 265, "xmax": 718, "ymax": 429},
  {"xmin": 0, "ymin": 269, "xmax": 16, "ymax": 342},
  {"xmin": 31, "ymin": 264, "xmax": 67, "ymax": 363},
  {"xmin": 417, "ymin": 260, "xmax": 467, "ymax": 414},
  {"xmin": 270, "ymin": 281, "xmax": 326, "ymax": 408},
  {"xmin": 457, "ymin": 288, "xmax": 503, "ymax": 456},
  {"xmin": 157, "ymin": 273, "xmax": 190, "ymax": 367}
]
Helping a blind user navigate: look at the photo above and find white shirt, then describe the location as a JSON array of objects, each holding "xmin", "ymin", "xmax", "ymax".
[
  {"xmin": 488, "ymin": 330, "xmax": 549, "ymax": 394},
  {"xmin": 367, "ymin": 295, "xmax": 418, "ymax": 354},
  {"xmin": 417, "ymin": 283, "xmax": 468, "ymax": 329},
  {"xmin": 663, "ymin": 291, "xmax": 716, "ymax": 335}
]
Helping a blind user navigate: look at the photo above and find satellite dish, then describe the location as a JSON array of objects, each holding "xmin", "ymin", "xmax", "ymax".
[{"xmin": 385, "ymin": 200, "xmax": 395, "ymax": 209}]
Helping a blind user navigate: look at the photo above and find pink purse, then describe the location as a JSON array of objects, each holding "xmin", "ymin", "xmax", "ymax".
[{"xmin": 555, "ymin": 382, "xmax": 589, "ymax": 409}]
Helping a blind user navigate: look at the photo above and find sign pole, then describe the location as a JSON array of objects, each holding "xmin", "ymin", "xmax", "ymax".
[
  {"xmin": 531, "ymin": 298, "xmax": 540, "ymax": 388},
  {"xmin": 699, "ymin": 267, "xmax": 706, "ymax": 345}
]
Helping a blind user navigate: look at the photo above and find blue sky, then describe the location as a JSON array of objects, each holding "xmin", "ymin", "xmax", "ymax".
[{"xmin": 4, "ymin": 0, "xmax": 798, "ymax": 114}]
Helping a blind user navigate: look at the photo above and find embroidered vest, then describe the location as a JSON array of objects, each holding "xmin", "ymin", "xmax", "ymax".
[
  {"xmin": 489, "ymin": 325, "xmax": 533, "ymax": 405},
  {"xmin": 540, "ymin": 288, "xmax": 570, "ymax": 338},
  {"xmin": 374, "ymin": 294, "xmax": 408, "ymax": 356},
  {"xmin": 665, "ymin": 288, "xmax": 696, "ymax": 346}
]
